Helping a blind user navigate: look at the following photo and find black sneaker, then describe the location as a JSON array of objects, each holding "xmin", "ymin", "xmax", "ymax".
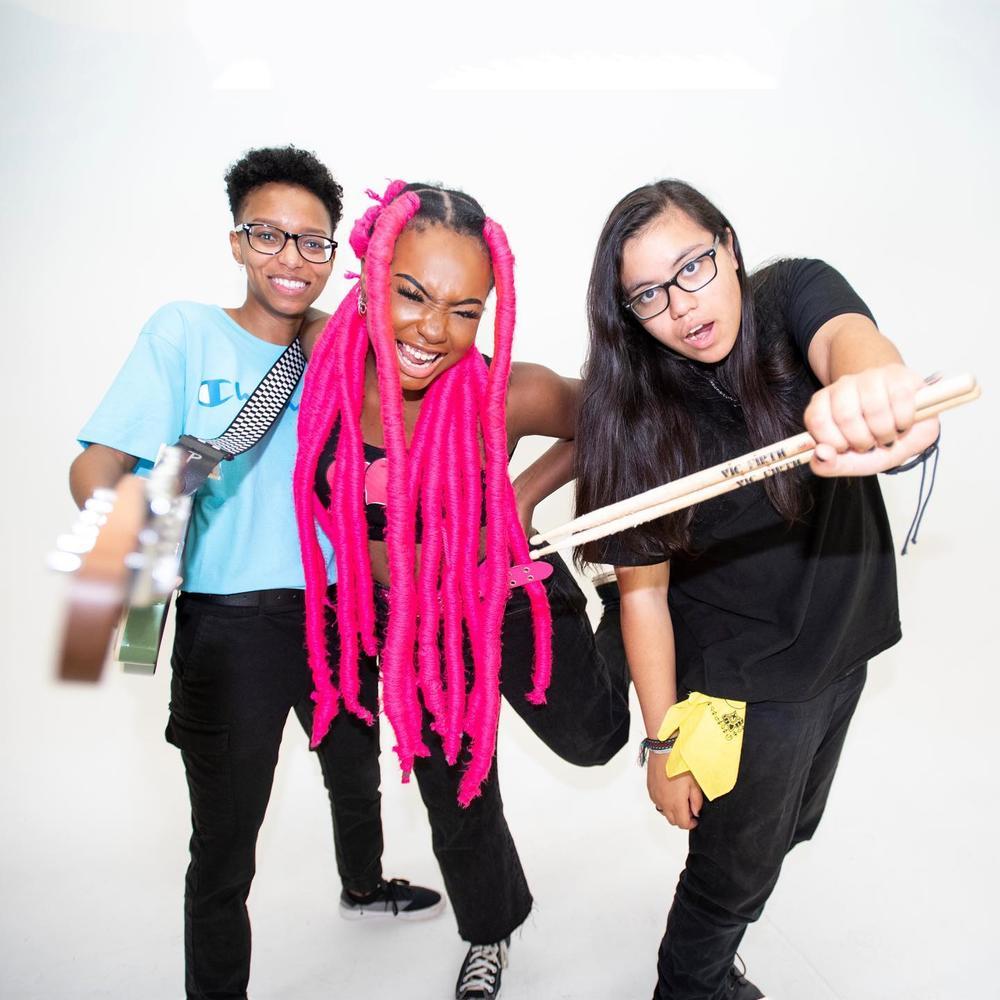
[
  {"xmin": 724, "ymin": 957, "xmax": 768, "ymax": 999},
  {"xmin": 339, "ymin": 877, "xmax": 445, "ymax": 921},
  {"xmin": 455, "ymin": 937, "xmax": 509, "ymax": 999}
]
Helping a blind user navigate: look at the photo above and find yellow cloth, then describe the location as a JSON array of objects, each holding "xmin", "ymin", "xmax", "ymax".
[{"xmin": 657, "ymin": 692, "xmax": 747, "ymax": 801}]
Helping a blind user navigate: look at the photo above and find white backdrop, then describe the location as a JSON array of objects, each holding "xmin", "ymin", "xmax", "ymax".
[{"xmin": 2, "ymin": 2, "xmax": 998, "ymax": 998}]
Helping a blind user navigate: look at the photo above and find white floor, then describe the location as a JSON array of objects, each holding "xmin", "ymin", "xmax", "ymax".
[
  {"xmin": 4, "ymin": 4, "xmax": 999, "ymax": 994},
  {"xmin": 3, "ymin": 489, "xmax": 997, "ymax": 1000}
]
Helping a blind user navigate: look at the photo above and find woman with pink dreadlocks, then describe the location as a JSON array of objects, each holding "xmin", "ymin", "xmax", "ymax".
[{"xmin": 294, "ymin": 181, "xmax": 630, "ymax": 999}]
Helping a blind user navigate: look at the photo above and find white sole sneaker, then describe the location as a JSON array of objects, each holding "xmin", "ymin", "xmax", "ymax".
[{"xmin": 339, "ymin": 896, "xmax": 447, "ymax": 921}]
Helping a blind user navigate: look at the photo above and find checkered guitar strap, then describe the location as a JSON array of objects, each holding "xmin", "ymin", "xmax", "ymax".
[{"xmin": 174, "ymin": 337, "xmax": 307, "ymax": 496}]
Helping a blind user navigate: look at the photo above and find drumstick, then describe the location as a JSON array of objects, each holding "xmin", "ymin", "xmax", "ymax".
[
  {"xmin": 530, "ymin": 373, "xmax": 975, "ymax": 548},
  {"xmin": 530, "ymin": 380, "xmax": 979, "ymax": 559}
]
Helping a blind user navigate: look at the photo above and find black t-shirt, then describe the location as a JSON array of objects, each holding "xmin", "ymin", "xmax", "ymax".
[{"xmin": 600, "ymin": 259, "xmax": 901, "ymax": 703}]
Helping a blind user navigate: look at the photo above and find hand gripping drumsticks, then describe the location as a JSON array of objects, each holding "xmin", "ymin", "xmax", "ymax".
[{"xmin": 530, "ymin": 373, "xmax": 980, "ymax": 559}]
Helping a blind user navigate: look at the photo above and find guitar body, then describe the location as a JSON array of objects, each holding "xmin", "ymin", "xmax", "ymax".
[{"xmin": 115, "ymin": 596, "xmax": 172, "ymax": 674}]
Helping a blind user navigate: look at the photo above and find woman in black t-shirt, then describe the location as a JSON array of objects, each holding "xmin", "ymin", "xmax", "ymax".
[{"xmin": 574, "ymin": 180, "xmax": 938, "ymax": 1000}]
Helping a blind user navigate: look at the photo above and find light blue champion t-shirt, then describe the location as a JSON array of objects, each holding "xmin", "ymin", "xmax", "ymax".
[{"xmin": 78, "ymin": 301, "xmax": 336, "ymax": 594}]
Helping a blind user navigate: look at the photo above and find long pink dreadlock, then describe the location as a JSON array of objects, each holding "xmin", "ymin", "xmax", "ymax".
[{"xmin": 294, "ymin": 181, "xmax": 553, "ymax": 806}]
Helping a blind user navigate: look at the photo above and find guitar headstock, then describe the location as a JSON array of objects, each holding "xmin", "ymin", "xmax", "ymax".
[
  {"xmin": 48, "ymin": 488, "xmax": 119, "ymax": 576},
  {"xmin": 52, "ymin": 445, "xmax": 194, "ymax": 682}
]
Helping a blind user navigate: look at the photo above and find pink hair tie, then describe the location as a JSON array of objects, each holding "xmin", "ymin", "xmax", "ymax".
[{"xmin": 348, "ymin": 180, "xmax": 408, "ymax": 259}]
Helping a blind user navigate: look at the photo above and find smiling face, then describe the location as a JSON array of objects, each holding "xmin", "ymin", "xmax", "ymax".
[
  {"xmin": 380, "ymin": 222, "xmax": 493, "ymax": 395},
  {"xmin": 620, "ymin": 208, "xmax": 742, "ymax": 364},
  {"xmin": 229, "ymin": 181, "xmax": 335, "ymax": 321}
]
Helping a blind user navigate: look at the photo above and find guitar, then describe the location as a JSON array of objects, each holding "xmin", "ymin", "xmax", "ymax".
[
  {"xmin": 53, "ymin": 336, "xmax": 306, "ymax": 681},
  {"xmin": 51, "ymin": 446, "xmax": 193, "ymax": 681}
]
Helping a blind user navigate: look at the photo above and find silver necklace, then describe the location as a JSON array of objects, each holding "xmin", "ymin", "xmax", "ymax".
[{"xmin": 705, "ymin": 374, "xmax": 740, "ymax": 406}]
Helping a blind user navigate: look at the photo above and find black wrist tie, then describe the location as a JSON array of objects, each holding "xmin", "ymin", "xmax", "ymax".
[{"xmin": 886, "ymin": 435, "xmax": 940, "ymax": 555}]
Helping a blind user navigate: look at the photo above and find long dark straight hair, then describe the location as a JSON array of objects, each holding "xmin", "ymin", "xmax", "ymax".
[{"xmin": 575, "ymin": 179, "xmax": 806, "ymax": 563}]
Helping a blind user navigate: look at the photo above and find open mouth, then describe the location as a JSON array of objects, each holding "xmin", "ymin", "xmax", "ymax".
[
  {"xmin": 395, "ymin": 339, "xmax": 444, "ymax": 377},
  {"xmin": 684, "ymin": 321, "xmax": 714, "ymax": 346}
]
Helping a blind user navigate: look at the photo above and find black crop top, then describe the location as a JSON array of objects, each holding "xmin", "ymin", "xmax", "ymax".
[
  {"xmin": 314, "ymin": 424, "xmax": 488, "ymax": 543},
  {"xmin": 314, "ymin": 355, "xmax": 494, "ymax": 544}
]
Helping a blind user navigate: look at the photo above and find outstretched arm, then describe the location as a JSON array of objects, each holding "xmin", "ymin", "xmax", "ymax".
[{"xmin": 805, "ymin": 314, "xmax": 939, "ymax": 477}]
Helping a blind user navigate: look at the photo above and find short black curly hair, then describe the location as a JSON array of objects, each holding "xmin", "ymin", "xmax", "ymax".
[{"xmin": 224, "ymin": 145, "xmax": 344, "ymax": 234}]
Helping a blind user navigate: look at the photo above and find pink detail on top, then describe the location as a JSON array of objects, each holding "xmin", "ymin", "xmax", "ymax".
[
  {"xmin": 326, "ymin": 457, "xmax": 389, "ymax": 507},
  {"xmin": 364, "ymin": 458, "xmax": 388, "ymax": 506}
]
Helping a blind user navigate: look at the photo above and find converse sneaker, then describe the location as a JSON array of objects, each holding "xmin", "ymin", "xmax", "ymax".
[
  {"xmin": 339, "ymin": 877, "xmax": 445, "ymax": 921},
  {"xmin": 725, "ymin": 957, "xmax": 767, "ymax": 999},
  {"xmin": 455, "ymin": 937, "xmax": 509, "ymax": 999}
]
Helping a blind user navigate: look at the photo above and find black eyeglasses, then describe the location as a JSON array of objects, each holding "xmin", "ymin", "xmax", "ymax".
[
  {"xmin": 624, "ymin": 237, "xmax": 720, "ymax": 321},
  {"xmin": 234, "ymin": 223, "xmax": 337, "ymax": 264}
]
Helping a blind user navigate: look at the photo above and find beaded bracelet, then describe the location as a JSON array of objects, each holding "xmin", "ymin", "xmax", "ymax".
[{"xmin": 638, "ymin": 735, "xmax": 677, "ymax": 766}]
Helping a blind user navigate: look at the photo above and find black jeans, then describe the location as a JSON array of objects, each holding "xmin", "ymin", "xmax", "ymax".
[
  {"xmin": 167, "ymin": 555, "xmax": 627, "ymax": 999},
  {"xmin": 500, "ymin": 553, "xmax": 630, "ymax": 766},
  {"xmin": 653, "ymin": 664, "xmax": 868, "ymax": 1000},
  {"xmin": 167, "ymin": 590, "xmax": 389, "ymax": 1000}
]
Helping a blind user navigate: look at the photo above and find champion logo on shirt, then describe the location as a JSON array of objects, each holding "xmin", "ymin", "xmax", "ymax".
[
  {"xmin": 198, "ymin": 378, "xmax": 299, "ymax": 411},
  {"xmin": 198, "ymin": 379, "xmax": 251, "ymax": 407}
]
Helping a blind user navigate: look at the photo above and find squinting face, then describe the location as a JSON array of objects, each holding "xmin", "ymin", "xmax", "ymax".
[
  {"xmin": 620, "ymin": 208, "xmax": 742, "ymax": 364},
  {"xmin": 383, "ymin": 223, "xmax": 492, "ymax": 394},
  {"xmin": 229, "ymin": 182, "xmax": 335, "ymax": 319}
]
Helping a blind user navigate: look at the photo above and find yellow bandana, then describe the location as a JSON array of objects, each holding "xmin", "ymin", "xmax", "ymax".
[{"xmin": 657, "ymin": 692, "xmax": 747, "ymax": 800}]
